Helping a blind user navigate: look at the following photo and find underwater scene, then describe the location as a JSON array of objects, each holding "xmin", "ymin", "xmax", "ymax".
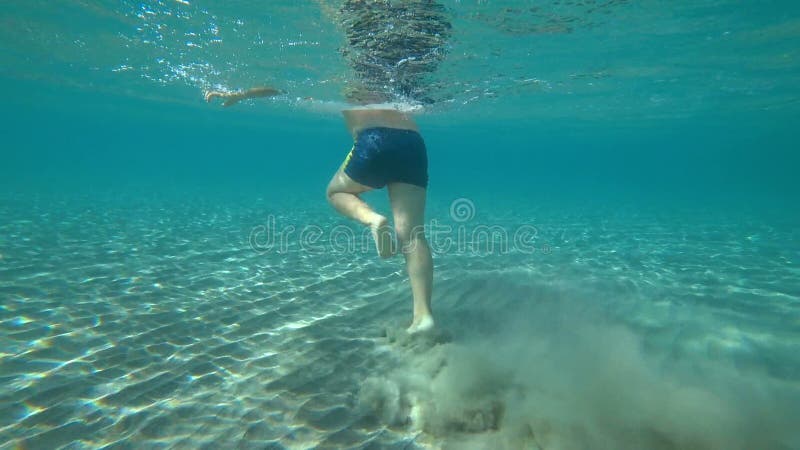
[{"xmin": 1, "ymin": 1, "xmax": 799, "ymax": 449}]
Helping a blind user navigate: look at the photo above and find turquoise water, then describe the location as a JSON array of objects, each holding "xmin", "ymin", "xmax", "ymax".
[{"xmin": 1, "ymin": 1, "xmax": 799, "ymax": 449}]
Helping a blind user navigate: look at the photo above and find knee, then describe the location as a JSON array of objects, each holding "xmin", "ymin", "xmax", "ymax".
[
  {"xmin": 395, "ymin": 222, "xmax": 426, "ymax": 252},
  {"xmin": 325, "ymin": 184, "xmax": 337, "ymax": 204}
]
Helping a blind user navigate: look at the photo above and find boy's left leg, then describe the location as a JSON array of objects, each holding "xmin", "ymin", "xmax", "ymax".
[{"xmin": 326, "ymin": 170, "xmax": 394, "ymax": 258}]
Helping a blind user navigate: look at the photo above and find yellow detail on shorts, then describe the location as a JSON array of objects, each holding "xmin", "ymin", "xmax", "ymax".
[{"xmin": 339, "ymin": 145, "xmax": 355, "ymax": 172}]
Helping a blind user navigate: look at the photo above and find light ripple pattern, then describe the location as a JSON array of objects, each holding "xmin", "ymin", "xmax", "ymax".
[{"xmin": 0, "ymin": 193, "xmax": 798, "ymax": 449}]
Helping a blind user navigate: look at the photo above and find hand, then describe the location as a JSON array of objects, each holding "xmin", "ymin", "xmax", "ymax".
[{"xmin": 204, "ymin": 90, "xmax": 242, "ymax": 107}]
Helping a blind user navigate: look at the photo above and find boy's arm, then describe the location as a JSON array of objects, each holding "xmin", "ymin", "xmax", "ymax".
[
  {"xmin": 204, "ymin": 86, "xmax": 283, "ymax": 107},
  {"xmin": 204, "ymin": 87, "xmax": 354, "ymax": 114}
]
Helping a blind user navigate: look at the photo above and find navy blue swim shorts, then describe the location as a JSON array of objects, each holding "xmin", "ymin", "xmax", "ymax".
[{"xmin": 341, "ymin": 127, "xmax": 428, "ymax": 189}]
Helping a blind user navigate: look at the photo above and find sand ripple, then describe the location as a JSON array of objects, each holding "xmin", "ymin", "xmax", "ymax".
[{"xmin": 0, "ymin": 195, "xmax": 798, "ymax": 449}]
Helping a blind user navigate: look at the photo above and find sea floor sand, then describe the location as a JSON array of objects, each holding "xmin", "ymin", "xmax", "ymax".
[{"xmin": 1, "ymin": 193, "xmax": 798, "ymax": 449}]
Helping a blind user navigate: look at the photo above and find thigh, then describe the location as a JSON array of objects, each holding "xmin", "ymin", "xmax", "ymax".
[
  {"xmin": 327, "ymin": 145, "xmax": 375, "ymax": 196},
  {"xmin": 387, "ymin": 182, "xmax": 427, "ymax": 234},
  {"xmin": 331, "ymin": 133, "xmax": 387, "ymax": 191},
  {"xmin": 327, "ymin": 169, "xmax": 374, "ymax": 196}
]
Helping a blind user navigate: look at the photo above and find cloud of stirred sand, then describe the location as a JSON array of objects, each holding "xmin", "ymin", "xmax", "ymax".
[{"xmin": 358, "ymin": 287, "xmax": 800, "ymax": 450}]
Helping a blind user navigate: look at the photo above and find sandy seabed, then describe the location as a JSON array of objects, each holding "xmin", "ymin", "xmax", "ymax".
[{"xmin": 1, "ymin": 194, "xmax": 798, "ymax": 449}]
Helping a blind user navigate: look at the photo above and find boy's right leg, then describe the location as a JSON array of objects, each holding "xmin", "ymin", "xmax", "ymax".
[{"xmin": 388, "ymin": 182, "xmax": 434, "ymax": 332}]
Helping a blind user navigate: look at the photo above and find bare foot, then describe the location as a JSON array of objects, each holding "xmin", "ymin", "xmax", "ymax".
[
  {"xmin": 370, "ymin": 216, "xmax": 394, "ymax": 259},
  {"xmin": 407, "ymin": 315, "xmax": 435, "ymax": 334}
]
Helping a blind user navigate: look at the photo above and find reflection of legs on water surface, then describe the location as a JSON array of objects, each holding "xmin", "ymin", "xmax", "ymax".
[{"xmin": 338, "ymin": 0, "xmax": 452, "ymax": 103}]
